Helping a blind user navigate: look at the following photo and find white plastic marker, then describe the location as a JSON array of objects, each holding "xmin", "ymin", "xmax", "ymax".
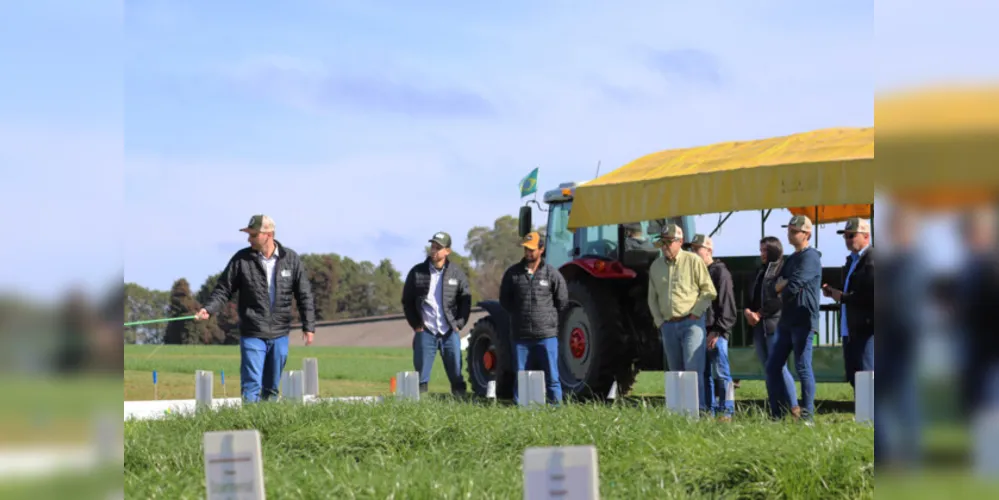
[
  {"xmin": 854, "ymin": 371, "xmax": 874, "ymax": 424},
  {"xmin": 203, "ymin": 429, "xmax": 266, "ymax": 500},
  {"xmin": 665, "ymin": 371, "xmax": 700, "ymax": 418},
  {"xmin": 725, "ymin": 380, "xmax": 735, "ymax": 413},
  {"xmin": 518, "ymin": 371, "xmax": 547, "ymax": 408},
  {"xmin": 607, "ymin": 381, "xmax": 618, "ymax": 401},
  {"xmin": 302, "ymin": 358, "xmax": 320, "ymax": 397},
  {"xmin": 486, "ymin": 380, "xmax": 497, "ymax": 400},
  {"xmin": 195, "ymin": 370, "xmax": 214, "ymax": 410},
  {"xmin": 973, "ymin": 407, "xmax": 999, "ymax": 478},
  {"xmin": 281, "ymin": 370, "xmax": 305, "ymax": 403},
  {"xmin": 395, "ymin": 371, "xmax": 420, "ymax": 401},
  {"xmin": 523, "ymin": 445, "xmax": 599, "ymax": 500}
]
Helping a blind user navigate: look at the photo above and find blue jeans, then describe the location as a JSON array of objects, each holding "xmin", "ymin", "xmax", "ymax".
[
  {"xmin": 765, "ymin": 325, "xmax": 815, "ymax": 419},
  {"xmin": 704, "ymin": 335, "xmax": 735, "ymax": 417},
  {"xmin": 874, "ymin": 334, "xmax": 921, "ymax": 467},
  {"xmin": 660, "ymin": 316, "xmax": 707, "ymax": 411},
  {"xmin": 843, "ymin": 332, "xmax": 875, "ymax": 388},
  {"xmin": 513, "ymin": 337, "xmax": 563, "ymax": 405},
  {"xmin": 753, "ymin": 324, "xmax": 798, "ymax": 410},
  {"xmin": 240, "ymin": 335, "xmax": 289, "ymax": 402},
  {"xmin": 413, "ymin": 330, "xmax": 467, "ymax": 394}
]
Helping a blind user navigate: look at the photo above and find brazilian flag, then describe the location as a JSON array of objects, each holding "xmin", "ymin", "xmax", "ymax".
[{"xmin": 519, "ymin": 167, "xmax": 539, "ymax": 198}]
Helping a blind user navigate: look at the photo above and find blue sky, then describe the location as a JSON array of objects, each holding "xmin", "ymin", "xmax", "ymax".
[{"xmin": 2, "ymin": 1, "xmax": 996, "ymax": 301}]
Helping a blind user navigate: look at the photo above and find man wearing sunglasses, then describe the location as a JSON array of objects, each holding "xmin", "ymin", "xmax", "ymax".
[{"xmin": 822, "ymin": 218, "xmax": 874, "ymax": 390}]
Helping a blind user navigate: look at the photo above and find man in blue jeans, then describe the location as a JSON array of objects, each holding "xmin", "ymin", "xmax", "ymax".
[
  {"xmin": 648, "ymin": 224, "xmax": 717, "ymax": 413},
  {"xmin": 196, "ymin": 215, "xmax": 316, "ymax": 402},
  {"xmin": 689, "ymin": 235, "xmax": 737, "ymax": 420},
  {"xmin": 401, "ymin": 231, "xmax": 473, "ymax": 396},
  {"xmin": 766, "ymin": 215, "xmax": 821, "ymax": 423},
  {"xmin": 500, "ymin": 231, "xmax": 568, "ymax": 405}
]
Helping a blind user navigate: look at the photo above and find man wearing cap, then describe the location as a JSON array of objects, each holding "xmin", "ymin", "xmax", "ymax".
[
  {"xmin": 766, "ymin": 215, "xmax": 822, "ymax": 422},
  {"xmin": 689, "ymin": 234, "xmax": 737, "ymax": 420},
  {"xmin": 195, "ymin": 215, "xmax": 316, "ymax": 402},
  {"xmin": 648, "ymin": 224, "xmax": 717, "ymax": 412},
  {"xmin": 500, "ymin": 231, "xmax": 568, "ymax": 405},
  {"xmin": 822, "ymin": 218, "xmax": 874, "ymax": 390},
  {"xmin": 401, "ymin": 231, "xmax": 473, "ymax": 396}
]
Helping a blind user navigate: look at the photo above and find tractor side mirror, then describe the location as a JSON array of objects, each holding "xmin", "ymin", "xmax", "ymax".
[{"xmin": 518, "ymin": 205, "xmax": 532, "ymax": 237}]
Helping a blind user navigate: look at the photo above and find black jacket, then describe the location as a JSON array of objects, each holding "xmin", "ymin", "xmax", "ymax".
[
  {"xmin": 839, "ymin": 246, "xmax": 875, "ymax": 338},
  {"xmin": 401, "ymin": 258, "xmax": 472, "ymax": 334},
  {"xmin": 499, "ymin": 259, "xmax": 568, "ymax": 340},
  {"xmin": 203, "ymin": 241, "xmax": 316, "ymax": 339},
  {"xmin": 748, "ymin": 257, "xmax": 785, "ymax": 335},
  {"xmin": 705, "ymin": 260, "xmax": 737, "ymax": 338}
]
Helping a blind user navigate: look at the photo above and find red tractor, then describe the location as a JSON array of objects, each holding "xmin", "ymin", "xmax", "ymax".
[{"xmin": 465, "ymin": 181, "xmax": 696, "ymax": 400}]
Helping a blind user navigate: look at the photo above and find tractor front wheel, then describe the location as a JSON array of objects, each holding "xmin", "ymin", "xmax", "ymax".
[
  {"xmin": 465, "ymin": 316, "xmax": 514, "ymax": 399},
  {"xmin": 558, "ymin": 278, "xmax": 632, "ymax": 399}
]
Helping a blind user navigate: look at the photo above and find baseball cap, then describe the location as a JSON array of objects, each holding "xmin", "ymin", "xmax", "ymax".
[
  {"xmin": 429, "ymin": 231, "xmax": 452, "ymax": 248},
  {"xmin": 836, "ymin": 217, "xmax": 871, "ymax": 234},
  {"xmin": 520, "ymin": 231, "xmax": 542, "ymax": 250},
  {"xmin": 689, "ymin": 234, "xmax": 713, "ymax": 250},
  {"xmin": 654, "ymin": 223, "xmax": 684, "ymax": 248},
  {"xmin": 240, "ymin": 214, "xmax": 276, "ymax": 233},
  {"xmin": 782, "ymin": 215, "xmax": 814, "ymax": 232}
]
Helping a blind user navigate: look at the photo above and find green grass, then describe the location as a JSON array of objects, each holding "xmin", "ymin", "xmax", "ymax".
[
  {"xmin": 126, "ymin": 398, "xmax": 873, "ymax": 499},
  {"xmin": 123, "ymin": 345, "xmax": 873, "ymax": 498}
]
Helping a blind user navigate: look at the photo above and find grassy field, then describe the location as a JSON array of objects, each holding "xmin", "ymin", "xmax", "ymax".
[{"xmin": 124, "ymin": 345, "xmax": 873, "ymax": 498}]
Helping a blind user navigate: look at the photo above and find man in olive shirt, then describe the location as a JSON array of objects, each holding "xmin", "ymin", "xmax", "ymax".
[{"xmin": 648, "ymin": 223, "xmax": 717, "ymax": 411}]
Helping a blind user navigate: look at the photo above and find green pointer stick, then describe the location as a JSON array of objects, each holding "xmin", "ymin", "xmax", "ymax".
[{"xmin": 124, "ymin": 315, "xmax": 197, "ymax": 327}]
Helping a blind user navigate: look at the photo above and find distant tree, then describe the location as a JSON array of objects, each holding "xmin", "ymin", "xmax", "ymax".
[
  {"xmin": 164, "ymin": 278, "xmax": 223, "ymax": 345},
  {"xmin": 124, "ymin": 282, "xmax": 170, "ymax": 344}
]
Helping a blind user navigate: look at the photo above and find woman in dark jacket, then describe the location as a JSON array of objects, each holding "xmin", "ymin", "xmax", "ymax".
[{"xmin": 746, "ymin": 236, "xmax": 798, "ymax": 412}]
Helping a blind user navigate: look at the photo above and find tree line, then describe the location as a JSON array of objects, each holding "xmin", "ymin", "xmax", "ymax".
[{"xmin": 124, "ymin": 215, "xmax": 544, "ymax": 344}]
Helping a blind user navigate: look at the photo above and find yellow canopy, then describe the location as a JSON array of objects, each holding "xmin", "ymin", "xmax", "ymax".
[
  {"xmin": 876, "ymin": 84, "xmax": 999, "ymax": 210},
  {"xmin": 567, "ymin": 127, "xmax": 874, "ymax": 229}
]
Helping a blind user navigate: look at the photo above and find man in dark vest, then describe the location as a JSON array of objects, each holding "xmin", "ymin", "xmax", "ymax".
[
  {"xmin": 402, "ymin": 231, "xmax": 473, "ymax": 395},
  {"xmin": 822, "ymin": 217, "xmax": 874, "ymax": 389}
]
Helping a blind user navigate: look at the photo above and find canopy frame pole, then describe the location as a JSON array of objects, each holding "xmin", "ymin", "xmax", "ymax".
[
  {"xmin": 760, "ymin": 209, "xmax": 772, "ymax": 239},
  {"xmin": 708, "ymin": 212, "xmax": 734, "ymax": 238}
]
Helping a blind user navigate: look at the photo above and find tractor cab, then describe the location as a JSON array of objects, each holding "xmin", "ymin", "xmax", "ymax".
[{"xmin": 518, "ymin": 181, "xmax": 696, "ymax": 276}]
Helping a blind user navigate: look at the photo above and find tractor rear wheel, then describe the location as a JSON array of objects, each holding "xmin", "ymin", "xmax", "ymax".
[
  {"xmin": 465, "ymin": 316, "xmax": 514, "ymax": 399},
  {"xmin": 558, "ymin": 277, "xmax": 635, "ymax": 399}
]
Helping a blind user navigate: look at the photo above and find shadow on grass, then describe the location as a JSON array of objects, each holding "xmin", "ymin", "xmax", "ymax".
[{"xmin": 417, "ymin": 392, "xmax": 855, "ymax": 414}]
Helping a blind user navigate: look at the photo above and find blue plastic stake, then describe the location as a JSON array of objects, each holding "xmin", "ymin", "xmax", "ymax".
[{"xmin": 152, "ymin": 370, "xmax": 158, "ymax": 400}]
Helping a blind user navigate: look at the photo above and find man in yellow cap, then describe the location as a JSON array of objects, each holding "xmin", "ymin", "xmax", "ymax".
[
  {"xmin": 195, "ymin": 214, "xmax": 316, "ymax": 402},
  {"xmin": 648, "ymin": 223, "xmax": 716, "ymax": 413},
  {"xmin": 499, "ymin": 231, "xmax": 568, "ymax": 405}
]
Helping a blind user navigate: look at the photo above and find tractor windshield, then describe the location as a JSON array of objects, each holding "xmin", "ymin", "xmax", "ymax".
[{"xmin": 545, "ymin": 201, "xmax": 575, "ymax": 270}]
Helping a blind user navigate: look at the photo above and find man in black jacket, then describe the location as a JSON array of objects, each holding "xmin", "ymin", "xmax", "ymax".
[
  {"xmin": 195, "ymin": 215, "xmax": 316, "ymax": 402},
  {"xmin": 822, "ymin": 217, "xmax": 874, "ymax": 389},
  {"xmin": 689, "ymin": 234, "xmax": 736, "ymax": 419},
  {"xmin": 500, "ymin": 231, "xmax": 568, "ymax": 405},
  {"xmin": 401, "ymin": 231, "xmax": 472, "ymax": 395}
]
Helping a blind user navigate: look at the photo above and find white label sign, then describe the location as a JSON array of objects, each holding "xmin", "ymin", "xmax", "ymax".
[
  {"xmin": 523, "ymin": 445, "xmax": 599, "ymax": 499},
  {"xmin": 204, "ymin": 429, "xmax": 266, "ymax": 500}
]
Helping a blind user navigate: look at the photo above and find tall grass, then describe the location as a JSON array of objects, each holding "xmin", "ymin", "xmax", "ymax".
[{"xmin": 125, "ymin": 398, "xmax": 873, "ymax": 499}]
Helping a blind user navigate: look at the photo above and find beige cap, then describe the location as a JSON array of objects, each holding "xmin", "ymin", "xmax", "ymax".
[
  {"xmin": 689, "ymin": 234, "xmax": 713, "ymax": 250},
  {"xmin": 837, "ymin": 217, "xmax": 871, "ymax": 234},
  {"xmin": 782, "ymin": 215, "xmax": 814, "ymax": 232},
  {"xmin": 240, "ymin": 214, "xmax": 276, "ymax": 233},
  {"xmin": 654, "ymin": 223, "xmax": 684, "ymax": 248}
]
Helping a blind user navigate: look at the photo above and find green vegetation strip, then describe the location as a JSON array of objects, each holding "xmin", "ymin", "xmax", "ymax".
[{"xmin": 125, "ymin": 399, "xmax": 873, "ymax": 498}]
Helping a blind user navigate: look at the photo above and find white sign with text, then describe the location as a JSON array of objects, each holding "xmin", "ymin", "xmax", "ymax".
[
  {"xmin": 203, "ymin": 429, "xmax": 266, "ymax": 500},
  {"xmin": 523, "ymin": 445, "xmax": 599, "ymax": 499}
]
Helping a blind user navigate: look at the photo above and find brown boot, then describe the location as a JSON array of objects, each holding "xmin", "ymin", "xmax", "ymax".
[{"xmin": 790, "ymin": 406, "xmax": 802, "ymax": 420}]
